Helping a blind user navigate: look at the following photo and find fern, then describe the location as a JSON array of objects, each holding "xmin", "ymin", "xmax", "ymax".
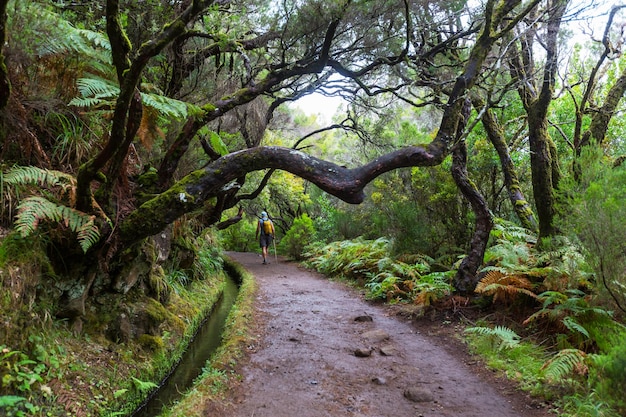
[
  {"xmin": 475, "ymin": 270, "xmax": 537, "ymax": 303},
  {"xmin": 3, "ymin": 165, "xmax": 75, "ymax": 188},
  {"xmin": 141, "ymin": 92, "xmax": 189, "ymax": 120},
  {"xmin": 541, "ymin": 348, "xmax": 588, "ymax": 382},
  {"xmin": 3, "ymin": 166, "xmax": 77, "ymax": 204},
  {"xmin": 14, "ymin": 196, "xmax": 100, "ymax": 253},
  {"xmin": 562, "ymin": 316, "xmax": 590, "ymax": 339},
  {"xmin": 70, "ymin": 76, "xmax": 119, "ymax": 106},
  {"xmin": 130, "ymin": 377, "xmax": 158, "ymax": 394},
  {"xmin": 464, "ymin": 325, "xmax": 521, "ymax": 350}
]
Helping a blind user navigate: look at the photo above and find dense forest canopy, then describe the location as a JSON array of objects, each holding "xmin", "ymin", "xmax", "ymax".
[{"xmin": 0, "ymin": 0, "xmax": 625, "ymax": 313}]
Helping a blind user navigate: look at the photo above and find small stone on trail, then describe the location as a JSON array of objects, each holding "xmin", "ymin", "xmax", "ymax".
[
  {"xmin": 371, "ymin": 377, "xmax": 387, "ymax": 385},
  {"xmin": 362, "ymin": 329, "xmax": 389, "ymax": 343},
  {"xmin": 354, "ymin": 347, "xmax": 373, "ymax": 357},
  {"xmin": 404, "ymin": 387, "xmax": 434, "ymax": 403},
  {"xmin": 379, "ymin": 344, "xmax": 398, "ymax": 356},
  {"xmin": 354, "ymin": 315, "xmax": 373, "ymax": 322}
]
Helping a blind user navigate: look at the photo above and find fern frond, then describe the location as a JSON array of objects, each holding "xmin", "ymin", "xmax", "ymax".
[
  {"xmin": 475, "ymin": 270, "xmax": 537, "ymax": 303},
  {"xmin": 15, "ymin": 196, "xmax": 100, "ymax": 253},
  {"xmin": 71, "ymin": 76, "xmax": 119, "ymax": 105},
  {"xmin": 541, "ymin": 349, "xmax": 588, "ymax": 382},
  {"xmin": 491, "ymin": 218, "xmax": 537, "ymax": 244},
  {"xmin": 3, "ymin": 165, "xmax": 75, "ymax": 188},
  {"xmin": 465, "ymin": 325, "xmax": 521, "ymax": 350},
  {"xmin": 3, "ymin": 166, "xmax": 77, "ymax": 203},
  {"xmin": 140, "ymin": 92, "xmax": 189, "ymax": 120},
  {"xmin": 562, "ymin": 316, "xmax": 590, "ymax": 338},
  {"xmin": 76, "ymin": 218, "xmax": 101, "ymax": 253},
  {"xmin": 75, "ymin": 28, "xmax": 111, "ymax": 51}
]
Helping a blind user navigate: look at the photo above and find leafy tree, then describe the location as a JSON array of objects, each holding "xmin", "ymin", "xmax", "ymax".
[
  {"xmin": 278, "ymin": 213, "xmax": 315, "ymax": 260},
  {"xmin": 557, "ymin": 148, "xmax": 626, "ymax": 315}
]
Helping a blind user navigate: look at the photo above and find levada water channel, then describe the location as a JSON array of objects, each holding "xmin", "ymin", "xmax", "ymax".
[{"xmin": 130, "ymin": 271, "xmax": 240, "ymax": 417}]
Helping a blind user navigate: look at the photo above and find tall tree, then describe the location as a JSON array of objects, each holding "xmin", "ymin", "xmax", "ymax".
[{"xmin": 506, "ymin": 0, "xmax": 567, "ymax": 239}]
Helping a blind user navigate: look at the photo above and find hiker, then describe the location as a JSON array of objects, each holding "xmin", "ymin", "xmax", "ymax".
[{"xmin": 256, "ymin": 211, "xmax": 275, "ymax": 264}]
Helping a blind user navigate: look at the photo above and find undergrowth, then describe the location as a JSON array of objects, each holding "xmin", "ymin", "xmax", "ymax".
[
  {"xmin": 304, "ymin": 237, "xmax": 454, "ymax": 307},
  {"xmin": 0, "ymin": 226, "xmax": 229, "ymax": 417},
  {"xmin": 305, "ymin": 219, "xmax": 626, "ymax": 417}
]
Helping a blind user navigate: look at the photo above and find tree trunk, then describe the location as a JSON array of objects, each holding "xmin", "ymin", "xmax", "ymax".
[
  {"xmin": 476, "ymin": 99, "xmax": 538, "ymax": 232},
  {"xmin": 528, "ymin": 107, "xmax": 559, "ymax": 238},
  {"xmin": 451, "ymin": 141, "xmax": 494, "ymax": 293},
  {"xmin": 509, "ymin": 0, "xmax": 566, "ymax": 239},
  {"xmin": 0, "ymin": 0, "xmax": 10, "ymax": 109}
]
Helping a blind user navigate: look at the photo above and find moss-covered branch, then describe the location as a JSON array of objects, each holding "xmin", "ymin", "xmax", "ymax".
[{"xmin": 119, "ymin": 143, "xmax": 448, "ymax": 245}]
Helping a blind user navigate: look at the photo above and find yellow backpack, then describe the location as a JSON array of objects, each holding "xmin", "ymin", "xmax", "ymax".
[{"xmin": 261, "ymin": 219, "xmax": 273, "ymax": 235}]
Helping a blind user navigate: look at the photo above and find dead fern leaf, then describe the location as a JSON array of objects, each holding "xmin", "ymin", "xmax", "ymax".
[{"xmin": 475, "ymin": 270, "xmax": 538, "ymax": 303}]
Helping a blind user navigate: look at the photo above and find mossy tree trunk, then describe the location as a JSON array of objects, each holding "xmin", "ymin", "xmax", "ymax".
[
  {"xmin": 508, "ymin": 0, "xmax": 566, "ymax": 239},
  {"xmin": 0, "ymin": 0, "xmax": 10, "ymax": 109},
  {"xmin": 451, "ymin": 140, "xmax": 494, "ymax": 293},
  {"xmin": 474, "ymin": 97, "xmax": 538, "ymax": 232}
]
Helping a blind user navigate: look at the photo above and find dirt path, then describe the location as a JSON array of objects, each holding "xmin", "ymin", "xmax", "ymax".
[{"xmin": 219, "ymin": 252, "xmax": 551, "ymax": 417}]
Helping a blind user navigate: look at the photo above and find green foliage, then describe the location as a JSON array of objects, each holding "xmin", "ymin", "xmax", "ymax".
[
  {"xmin": 2, "ymin": 166, "xmax": 103, "ymax": 252},
  {"xmin": 219, "ymin": 219, "xmax": 257, "ymax": 252},
  {"xmin": 195, "ymin": 246, "xmax": 224, "ymax": 277},
  {"xmin": 464, "ymin": 326, "xmax": 521, "ymax": 350},
  {"xmin": 483, "ymin": 218, "xmax": 536, "ymax": 267},
  {"xmin": 14, "ymin": 196, "xmax": 100, "ymax": 253},
  {"xmin": 541, "ymin": 348, "xmax": 587, "ymax": 383},
  {"xmin": 304, "ymin": 237, "xmax": 390, "ymax": 279},
  {"xmin": 70, "ymin": 76, "xmax": 198, "ymax": 121},
  {"xmin": 3, "ymin": 165, "xmax": 76, "ymax": 193},
  {"xmin": 589, "ymin": 333, "xmax": 626, "ymax": 414},
  {"xmin": 523, "ymin": 289, "xmax": 615, "ymax": 350},
  {"xmin": 480, "ymin": 219, "xmax": 595, "ymax": 298},
  {"xmin": 130, "ymin": 377, "xmax": 158, "ymax": 394},
  {"xmin": 305, "ymin": 237, "xmax": 453, "ymax": 305},
  {"xmin": 557, "ymin": 148, "xmax": 626, "ymax": 314},
  {"xmin": 464, "ymin": 327, "xmax": 547, "ymax": 395},
  {"xmin": 0, "ymin": 336, "xmax": 61, "ymax": 416},
  {"xmin": 363, "ymin": 168, "xmax": 468, "ymax": 259},
  {"xmin": 310, "ymin": 193, "xmax": 342, "ymax": 243},
  {"xmin": 278, "ymin": 213, "xmax": 315, "ymax": 260}
]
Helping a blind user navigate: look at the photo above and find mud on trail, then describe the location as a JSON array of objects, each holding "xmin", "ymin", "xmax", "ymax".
[{"xmin": 216, "ymin": 252, "xmax": 552, "ymax": 417}]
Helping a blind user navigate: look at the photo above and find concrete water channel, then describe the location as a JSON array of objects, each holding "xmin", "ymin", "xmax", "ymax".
[{"xmin": 131, "ymin": 274, "xmax": 239, "ymax": 417}]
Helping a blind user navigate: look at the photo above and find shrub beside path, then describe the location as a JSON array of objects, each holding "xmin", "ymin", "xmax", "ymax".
[{"xmin": 217, "ymin": 252, "xmax": 551, "ymax": 417}]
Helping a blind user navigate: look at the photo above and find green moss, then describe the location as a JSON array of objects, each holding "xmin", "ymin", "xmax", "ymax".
[
  {"xmin": 137, "ymin": 168, "xmax": 158, "ymax": 189},
  {"xmin": 137, "ymin": 334, "xmax": 164, "ymax": 351},
  {"xmin": 144, "ymin": 297, "xmax": 168, "ymax": 323},
  {"xmin": 148, "ymin": 265, "xmax": 171, "ymax": 304}
]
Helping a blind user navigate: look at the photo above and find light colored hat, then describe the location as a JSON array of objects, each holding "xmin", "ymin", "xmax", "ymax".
[{"xmin": 261, "ymin": 211, "xmax": 268, "ymax": 219}]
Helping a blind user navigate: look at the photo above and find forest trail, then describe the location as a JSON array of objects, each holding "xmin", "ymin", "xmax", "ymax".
[{"xmin": 216, "ymin": 252, "xmax": 551, "ymax": 417}]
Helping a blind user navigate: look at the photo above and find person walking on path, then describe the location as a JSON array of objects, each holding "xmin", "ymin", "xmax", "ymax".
[{"xmin": 256, "ymin": 211, "xmax": 275, "ymax": 264}]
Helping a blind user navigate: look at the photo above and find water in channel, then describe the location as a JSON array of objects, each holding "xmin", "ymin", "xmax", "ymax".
[{"xmin": 131, "ymin": 275, "xmax": 239, "ymax": 417}]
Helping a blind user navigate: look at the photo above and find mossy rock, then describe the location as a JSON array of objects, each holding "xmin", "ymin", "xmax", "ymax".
[{"xmin": 137, "ymin": 334, "xmax": 164, "ymax": 351}]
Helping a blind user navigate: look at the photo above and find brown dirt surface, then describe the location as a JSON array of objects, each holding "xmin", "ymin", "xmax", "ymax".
[{"xmin": 217, "ymin": 252, "xmax": 553, "ymax": 417}]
